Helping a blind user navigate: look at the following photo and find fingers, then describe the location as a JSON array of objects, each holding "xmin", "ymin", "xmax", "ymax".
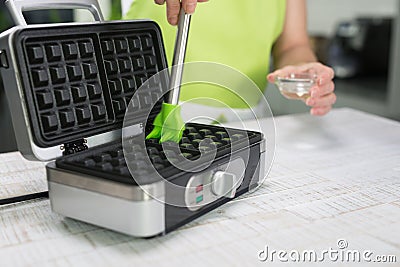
[
  {"xmin": 182, "ymin": 0, "xmax": 197, "ymax": 14},
  {"xmin": 164, "ymin": 0, "xmax": 208, "ymax": 25},
  {"xmin": 306, "ymin": 92, "xmax": 337, "ymax": 108},
  {"xmin": 298, "ymin": 62, "xmax": 335, "ymax": 84},
  {"xmin": 307, "ymin": 91, "xmax": 336, "ymax": 116},
  {"xmin": 306, "ymin": 81, "xmax": 335, "ymax": 117},
  {"xmin": 310, "ymin": 106, "xmax": 332, "ymax": 116},
  {"xmin": 315, "ymin": 64, "xmax": 334, "ymax": 86},
  {"xmin": 310, "ymin": 80, "xmax": 335, "ymax": 98},
  {"xmin": 166, "ymin": 0, "xmax": 181, "ymax": 25},
  {"xmin": 267, "ymin": 65, "xmax": 299, "ymax": 83}
]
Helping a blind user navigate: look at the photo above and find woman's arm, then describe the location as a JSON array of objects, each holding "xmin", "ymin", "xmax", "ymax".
[
  {"xmin": 269, "ymin": 0, "xmax": 336, "ymax": 116},
  {"xmin": 272, "ymin": 0, "xmax": 316, "ymax": 68}
]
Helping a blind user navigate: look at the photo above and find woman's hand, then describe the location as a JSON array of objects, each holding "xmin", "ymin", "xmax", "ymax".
[
  {"xmin": 155, "ymin": 0, "xmax": 209, "ymax": 25},
  {"xmin": 267, "ymin": 63, "xmax": 336, "ymax": 116}
]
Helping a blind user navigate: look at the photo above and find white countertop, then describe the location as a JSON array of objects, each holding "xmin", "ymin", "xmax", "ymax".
[{"xmin": 1, "ymin": 108, "xmax": 399, "ymax": 266}]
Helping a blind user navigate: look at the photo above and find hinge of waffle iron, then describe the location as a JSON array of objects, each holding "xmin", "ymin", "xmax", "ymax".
[{"xmin": 62, "ymin": 139, "xmax": 88, "ymax": 155}]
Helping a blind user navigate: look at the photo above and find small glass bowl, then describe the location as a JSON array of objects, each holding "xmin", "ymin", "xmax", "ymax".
[{"xmin": 275, "ymin": 73, "xmax": 318, "ymax": 100}]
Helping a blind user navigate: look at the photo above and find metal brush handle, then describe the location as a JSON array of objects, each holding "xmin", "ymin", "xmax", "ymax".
[
  {"xmin": 168, "ymin": 8, "xmax": 192, "ymax": 105},
  {"xmin": 5, "ymin": 0, "xmax": 104, "ymax": 26}
]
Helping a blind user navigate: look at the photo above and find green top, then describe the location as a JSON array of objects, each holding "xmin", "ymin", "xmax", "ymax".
[{"xmin": 124, "ymin": 1, "xmax": 286, "ymax": 108}]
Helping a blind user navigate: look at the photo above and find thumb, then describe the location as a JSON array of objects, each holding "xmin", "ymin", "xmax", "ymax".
[{"xmin": 267, "ymin": 72, "xmax": 277, "ymax": 83}]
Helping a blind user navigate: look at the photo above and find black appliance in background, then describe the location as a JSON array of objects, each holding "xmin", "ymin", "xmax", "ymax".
[
  {"xmin": 0, "ymin": 4, "xmax": 73, "ymax": 153},
  {"xmin": 327, "ymin": 17, "xmax": 393, "ymax": 79}
]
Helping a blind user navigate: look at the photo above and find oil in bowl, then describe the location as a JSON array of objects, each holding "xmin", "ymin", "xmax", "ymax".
[{"xmin": 275, "ymin": 73, "xmax": 317, "ymax": 100}]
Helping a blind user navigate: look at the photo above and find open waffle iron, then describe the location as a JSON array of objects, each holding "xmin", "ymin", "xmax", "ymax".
[{"xmin": 0, "ymin": 0, "xmax": 266, "ymax": 237}]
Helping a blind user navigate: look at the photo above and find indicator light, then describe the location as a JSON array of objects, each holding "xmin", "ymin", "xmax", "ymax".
[
  {"xmin": 196, "ymin": 195, "xmax": 203, "ymax": 203},
  {"xmin": 195, "ymin": 184, "xmax": 203, "ymax": 193}
]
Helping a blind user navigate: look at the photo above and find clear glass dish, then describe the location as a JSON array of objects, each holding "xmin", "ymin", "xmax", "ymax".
[{"xmin": 275, "ymin": 73, "xmax": 318, "ymax": 100}]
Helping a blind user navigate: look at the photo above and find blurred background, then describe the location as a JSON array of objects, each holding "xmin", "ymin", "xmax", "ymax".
[
  {"xmin": 268, "ymin": 0, "xmax": 400, "ymax": 122},
  {"xmin": 0, "ymin": 0, "xmax": 399, "ymax": 153}
]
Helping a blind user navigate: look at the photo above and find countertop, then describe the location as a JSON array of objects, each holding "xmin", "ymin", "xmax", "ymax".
[{"xmin": 1, "ymin": 108, "xmax": 399, "ymax": 266}]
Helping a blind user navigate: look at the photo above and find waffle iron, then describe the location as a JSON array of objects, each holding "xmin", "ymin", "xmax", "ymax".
[{"xmin": 0, "ymin": 0, "xmax": 266, "ymax": 237}]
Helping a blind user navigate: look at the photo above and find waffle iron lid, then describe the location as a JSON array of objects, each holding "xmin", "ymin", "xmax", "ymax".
[{"xmin": 11, "ymin": 20, "xmax": 168, "ymax": 149}]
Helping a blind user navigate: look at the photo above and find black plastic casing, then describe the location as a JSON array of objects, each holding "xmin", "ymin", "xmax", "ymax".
[{"xmin": 0, "ymin": 20, "xmax": 167, "ymax": 149}]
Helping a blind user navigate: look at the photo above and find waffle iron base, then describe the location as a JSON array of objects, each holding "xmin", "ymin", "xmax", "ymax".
[{"xmin": 47, "ymin": 123, "xmax": 266, "ymax": 237}]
